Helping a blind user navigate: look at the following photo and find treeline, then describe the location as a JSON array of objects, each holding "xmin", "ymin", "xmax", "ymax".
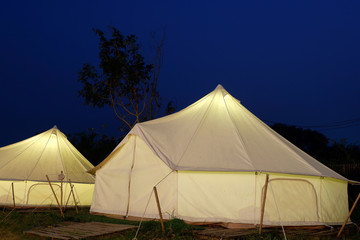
[{"xmin": 68, "ymin": 129, "xmax": 118, "ymax": 166}]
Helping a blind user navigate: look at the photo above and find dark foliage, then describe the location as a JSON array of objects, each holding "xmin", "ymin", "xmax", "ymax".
[
  {"xmin": 165, "ymin": 100, "xmax": 177, "ymax": 115},
  {"xmin": 271, "ymin": 123, "xmax": 329, "ymax": 160},
  {"xmin": 271, "ymin": 123, "xmax": 360, "ymax": 180},
  {"xmin": 68, "ymin": 129, "xmax": 118, "ymax": 166},
  {"xmin": 78, "ymin": 27, "xmax": 161, "ymax": 133}
]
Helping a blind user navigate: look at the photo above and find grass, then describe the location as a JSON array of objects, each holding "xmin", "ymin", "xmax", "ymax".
[
  {"xmin": 0, "ymin": 207, "xmax": 359, "ymax": 239},
  {"xmin": 0, "ymin": 207, "xmax": 203, "ymax": 240}
]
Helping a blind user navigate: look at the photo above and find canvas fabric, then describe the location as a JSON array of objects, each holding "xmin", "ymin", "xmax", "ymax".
[
  {"xmin": 0, "ymin": 180, "xmax": 94, "ymax": 206},
  {"xmin": 91, "ymin": 85, "xmax": 349, "ymax": 226},
  {"xmin": 91, "ymin": 135, "xmax": 348, "ymax": 225},
  {"xmin": 0, "ymin": 126, "xmax": 95, "ymax": 206}
]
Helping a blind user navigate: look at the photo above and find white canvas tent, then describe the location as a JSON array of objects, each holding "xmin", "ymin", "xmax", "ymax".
[
  {"xmin": 0, "ymin": 126, "xmax": 95, "ymax": 207},
  {"xmin": 90, "ymin": 85, "xmax": 350, "ymax": 227}
]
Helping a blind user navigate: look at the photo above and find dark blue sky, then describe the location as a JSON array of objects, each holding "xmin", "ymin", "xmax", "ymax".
[{"xmin": 1, "ymin": 1, "xmax": 359, "ymax": 147}]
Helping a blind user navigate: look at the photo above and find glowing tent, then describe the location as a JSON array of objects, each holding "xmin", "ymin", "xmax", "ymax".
[
  {"xmin": 0, "ymin": 126, "xmax": 95, "ymax": 207},
  {"xmin": 90, "ymin": 85, "xmax": 350, "ymax": 227}
]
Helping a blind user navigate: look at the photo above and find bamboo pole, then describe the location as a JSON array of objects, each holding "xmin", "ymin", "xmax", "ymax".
[
  {"xmin": 64, "ymin": 181, "xmax": 72, "ymax": 208},
  {"xmin": 58, "ymin": 171, "xmax": 65, "ymax": 209},
  {"xmin": 259, "ymin": 174, "xmax": 269, "ymax": 234},
  {"xmin": 153, "ymin": 186, "xmax": 165, "ymax": 233},
  {"xmin": 46, "ymin": 175, "xmax": 64, "ymax": 218},
  {"xmin": 337, "ymin": 193, "xmax": 360, "ymax": 239},
  {"xmin": 65, "ymin": 189, "xmax": 72, "ymax": 208},
  {"xmin": 11, "ymin": 182, "xmax": 16, "ymax": 208},
  {"xmin": 60, "ymin": 178, "xmax": 63, "ymax": 209},
  {"xmin": 69, "ymin": 179, "xmax": 78, "ymax": 214}
]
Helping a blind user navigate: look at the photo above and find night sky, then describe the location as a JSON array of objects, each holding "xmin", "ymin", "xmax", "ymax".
[{"xmin": 1, "ymin": 1, "xmax": 359, "ymax": 147}]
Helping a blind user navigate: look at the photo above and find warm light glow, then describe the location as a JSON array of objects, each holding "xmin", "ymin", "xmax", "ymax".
[{"xmin": 224, "ymin": 93, "xmax": 240, "ymax": 104}]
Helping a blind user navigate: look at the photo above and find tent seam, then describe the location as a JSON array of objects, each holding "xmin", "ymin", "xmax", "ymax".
[
  {"xmin": 173, "ymin": 90, "xmax": 217, "ymax": 169},
  {"xmin": 0, "ymin": 134, "xmax": 44, "ymax": 172},
  {"xmin": 126, "ymin": 136, "xmax": 137, "ymax": 216},
  {"xmin": 132, "ymin": 126, "xmax": 173, "ymax": 168},
  {"xmin": 222, "ymin": 95, "xmax": 255, "ymax": 169},
  {"xmin": 56, "ymin": 129, "xmax": 67, "ymax": 181},
  {"xmin": 25, "ymin": 132, "xmax": 53, "ymax": 181}
]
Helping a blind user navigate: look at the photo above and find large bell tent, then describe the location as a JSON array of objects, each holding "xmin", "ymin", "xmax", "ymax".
[{"xmin": 90, "ymin": 85, "xmax": 350, "ymax": 227}]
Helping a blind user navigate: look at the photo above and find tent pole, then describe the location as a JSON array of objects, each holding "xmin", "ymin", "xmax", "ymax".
[
  {"xmin": 69, "ymin": 179, "xmax": 79, "ymax": 214},
  {"xmin": 11, "ymin": 182, "xmax": 16, "ymax": 208},
  {"xmin": 337, "ymin": 192, "xmax": 360, "ymax": 239},
  {"xmin": 46, "ymin": 175, "xmax": 65, "ymax": 218},
  {"xmin": 153, "ymin": 186, "xmax": 165, "ymax": 233},
  {"xmin": 60, "ymin": 178, "xmax": 63, "ymax": 209},
  {"xmin": 65, "ymin": 189, "xmax": 72, "ymax": 208},
  {"xmin": 58, "ymin": 171, "xmax": 65, "ymax": 210},
  {"xmin": 259, "ymin": 174, "xmax": 269, "ymax": 234}
]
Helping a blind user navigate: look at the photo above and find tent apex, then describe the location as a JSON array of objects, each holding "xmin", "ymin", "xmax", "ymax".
[
  {"xmin": 215, "ymin": 84, "xmax": 224, "ymax": 90},
  {"xmin": 214, "ymin": 84, "xmax": 232, "ymax": 99}
]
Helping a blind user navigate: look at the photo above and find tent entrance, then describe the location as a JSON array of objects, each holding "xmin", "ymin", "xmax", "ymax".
[
  {"xmin": 26, "ymin": 182, "xmax": 61, "ymax": 206},
  {"xmin": 262, "ymin": 178, "xmax": 320, "ymax": 225}
]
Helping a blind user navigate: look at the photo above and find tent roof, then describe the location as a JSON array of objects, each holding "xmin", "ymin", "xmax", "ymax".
[
  {"xmin": 96, "ymin": 85, "xmax": 347, "ymax": 181},
  {"xmin": 0, "ymin": 126, "xmax": 95, "ymax": 183}
]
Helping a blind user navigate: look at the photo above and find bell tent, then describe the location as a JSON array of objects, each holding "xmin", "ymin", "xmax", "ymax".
[
  {"xmin": 0, "ymin": 126, "xmax": 95, "ymax": 207},
  {"xmin": 90, "ymin": 85, "xmax": 349, "ymax": 227}
]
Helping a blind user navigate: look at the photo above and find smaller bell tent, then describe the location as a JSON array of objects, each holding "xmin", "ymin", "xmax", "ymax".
[
  {"xmin": 90, "ymin": 85, "xmax": 350, "ymax": 227},
  {"xmin": 0, "ymin": 126, "xmax": 95, "ymax": 207}
]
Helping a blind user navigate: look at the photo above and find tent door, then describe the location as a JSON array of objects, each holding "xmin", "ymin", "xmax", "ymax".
[
  {"xmin": 262, "ymin": 178, "xmax": 320, "ymax": 224},
  {"xmin": 26, "ymin": 183, "xmax": 61, "ymax": 206}
]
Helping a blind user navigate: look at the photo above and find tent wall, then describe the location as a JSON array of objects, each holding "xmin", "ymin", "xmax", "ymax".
[
  {"xmin": 178, "ymin": 171, "xmax": 256, "ymax": 224},
  {"xmin": 91, "ymin": 135, "xmax": 349, "ymax": 226},
  {"xmin": 0, "ymin": 180, "xmax": 94, "ymax": 207},
  {"xmin": 320, "ymin": 177, "xmax": 349, "ymax": 224},
  {"xmin": 91, "ymin": 136, "xmax": 136, "ymax": 213},
  {"xmin": 91, "ymin": 135, "xmax": 177, "ymax": 218},
  {"xmin": 256, "ymin": 173, "xmax": 348, "ymax": 225},
  {"xmin": 177, "ymin": 171, "xmax": 348, "ymax": 225}
]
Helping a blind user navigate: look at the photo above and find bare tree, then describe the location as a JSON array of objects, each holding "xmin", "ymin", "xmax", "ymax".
[{"xmin": 78, "ymin": 27, "xmax": 165, "ymax": 132}]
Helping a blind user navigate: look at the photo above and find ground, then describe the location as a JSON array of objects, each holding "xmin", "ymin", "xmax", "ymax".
[{"xmin": 0, "ymin": 207, "xmax": 359, "ymax": 239}]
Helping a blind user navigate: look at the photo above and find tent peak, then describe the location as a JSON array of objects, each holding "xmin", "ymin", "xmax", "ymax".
[
  {"xmin": 214, "ymin": 84, "xmax": 230, "ymax": 95},
  {"xmin": 51, "ymin": 125, "xmax": 59, "ymax": 136},
  {"xmin": 50, "ymin": 125, "xmax": 68, "ymax": 139},
  {"xmin": 214, "ymin": 84, "xmax": 239, "ymax": 102},
  {"xmin": 50, "ymin": 125, "xmax": 60, "ymax": 136},
  {"xmin": 214, "ymin": 84, "xmax": 228, "ymax": 96},
  {"xmin": 215, "ymin": 84, "xmax": 224, "ymax": 90}
]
